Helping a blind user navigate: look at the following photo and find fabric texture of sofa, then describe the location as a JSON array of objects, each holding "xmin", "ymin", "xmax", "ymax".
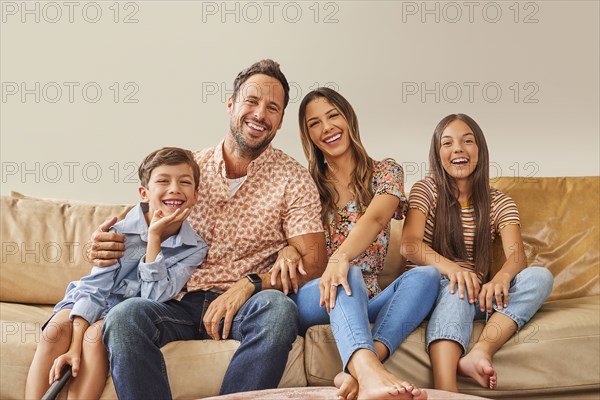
[{"xmin": 1, "ymin": 177, "xmax": 599, "ymax": 399}]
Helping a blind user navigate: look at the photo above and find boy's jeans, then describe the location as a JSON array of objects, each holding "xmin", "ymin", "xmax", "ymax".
[
  {"xmin": 290, "ymin": 266, "xmax": 440, "ymax": 371},
  {"xmin": 102, "ymin": 289, "xmax": 299, "ymax": 399},
  {"xmin": 427, "ymin": 266, "xmax": 554, "ymax": 353}
]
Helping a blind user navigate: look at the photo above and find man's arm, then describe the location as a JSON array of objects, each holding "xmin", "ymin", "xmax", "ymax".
[
  {"xmin": 262, "ymin": 232, "xmax": 327, "ymax": 293},
  {"xmin": 202, "ymin": 232, "xmax": 326, "ymax": 341}
]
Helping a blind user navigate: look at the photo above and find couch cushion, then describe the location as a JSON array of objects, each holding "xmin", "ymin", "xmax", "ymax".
[
  {"xmin": 0, "ymin": 301, "xmax": 306, "ymax": 400},
  {"xmin": 304, "ymin": 296, "xmax": 600, "ymax": 399},
  {"xmin": 0, "ymin": 194, "xmax": 132, "ymax": 304}
]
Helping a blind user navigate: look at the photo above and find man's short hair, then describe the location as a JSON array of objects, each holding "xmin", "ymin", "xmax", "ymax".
[
  {"xmin": 138, "ymin": 147, "xmax": 201, "ymax": 189},
  {"xmin": 232, "ymin": 59, "xmax": 290, "ymax": 109}
]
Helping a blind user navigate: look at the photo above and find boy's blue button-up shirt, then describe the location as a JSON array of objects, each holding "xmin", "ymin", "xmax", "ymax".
[{"xmin": 54, "ymin": 203, "xmax": 208, "ymax": 324}]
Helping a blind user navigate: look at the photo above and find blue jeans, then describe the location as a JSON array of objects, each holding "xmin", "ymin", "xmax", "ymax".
[
  {"xmin": 102, "ymin": 289, "xmax": 299, "ymax": 399},
  {"xmin": 290, "ymin": 266, "xmax": 440, "ymax": 371},
  {"xmin": 426, "ymin": 266, "xmax": 554, "ymax": 354}
]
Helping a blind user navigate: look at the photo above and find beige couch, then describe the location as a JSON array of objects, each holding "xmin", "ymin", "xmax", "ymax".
[{"xmin": 1, "ymin": 177, "xmax": 599, "ymax": 399}]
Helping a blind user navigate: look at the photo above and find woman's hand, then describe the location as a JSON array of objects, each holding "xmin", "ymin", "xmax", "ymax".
[
  {"xmin": 447, "ymin": 266, "xmax": 480, "ymax": 304},
  {"xmin": 270, "ymin": 245, "xmax": 306, "ymax": 295},
  {"xmin": 319, "ymin": 252, "xmax": 352, "ymax": 314},
  {"xmin": 49, "ymin": 349, "xmax": 80, "ymax": 384},
  {"xmin": 479, "ymin": 272, "xmax": 511, "ymax": 313}
]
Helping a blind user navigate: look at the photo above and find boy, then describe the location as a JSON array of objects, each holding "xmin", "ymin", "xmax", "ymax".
[{"xmin": 25, "ymin": 147, "xmax": 208, "ymax": 399}]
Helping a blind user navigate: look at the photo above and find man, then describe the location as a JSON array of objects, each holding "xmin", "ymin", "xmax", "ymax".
[{"xmin": 89, "ymin": 59, "xmax": 327, "ymax": 399}]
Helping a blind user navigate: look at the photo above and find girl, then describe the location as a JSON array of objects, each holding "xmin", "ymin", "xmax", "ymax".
[
  {"xmin": 273, "ymin": 88, "xmax": 439, "ymax": 400},
  {"xmin": 400, "ymin": 114, "xmax": 554, "ymax": 392}
]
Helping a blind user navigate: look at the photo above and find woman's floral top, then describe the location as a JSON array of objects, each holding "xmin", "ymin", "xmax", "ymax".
[{"xmin": 325, "ymin": 159, "xmax": 407, "ymax": 298}]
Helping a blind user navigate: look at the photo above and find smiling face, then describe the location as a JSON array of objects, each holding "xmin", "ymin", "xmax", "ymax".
[
  {"xmin": 139, "ymin": 163, "xmax": 197, "ymax": 219},
  {"xmin": 227, "ymin": 73, "xmax": 285, "ymax": 158},
  {"xmin": 304, "ymin": 97, "xmax": 351, "ymax": 161},
  {"xmin": 439, "ymin": 119, "xmax": 479, "ymax": 181}
]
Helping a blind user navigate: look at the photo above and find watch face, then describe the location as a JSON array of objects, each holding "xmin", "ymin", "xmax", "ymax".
[{"xmin": 247, "ymin": 274, "xmax": 261, "ymax": 283}]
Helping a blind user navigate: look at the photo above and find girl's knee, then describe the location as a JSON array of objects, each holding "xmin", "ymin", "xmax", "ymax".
[{"xmin": 520, "ymin": 267, "xmax": 554, "ymax": 297}]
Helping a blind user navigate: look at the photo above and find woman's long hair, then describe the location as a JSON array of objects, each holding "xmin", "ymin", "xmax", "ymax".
[
  {"xmin": 298, "ymin": 87, "xmax": 373, "ymax": 227},
  {"xmin": 429, "ymin": 113, "xmax": 491, "ymax": 277}
]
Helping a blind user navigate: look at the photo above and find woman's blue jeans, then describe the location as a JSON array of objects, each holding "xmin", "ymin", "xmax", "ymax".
[
  {"xmin": 102, "ymin": 289, "xmax": 299, "ymax": 399},
  {"xmin": 290, "ymin": 266, "xmax": 440, "ymax": 371}
]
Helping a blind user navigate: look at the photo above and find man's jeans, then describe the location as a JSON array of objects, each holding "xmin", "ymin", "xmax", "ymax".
[
  {"xmin": 102, "ymin": 289, "xmax": 299, "ymax": 399},
  {"xmin": 290, "ymin": 266, "xmax": 440, "ymax": 371}
]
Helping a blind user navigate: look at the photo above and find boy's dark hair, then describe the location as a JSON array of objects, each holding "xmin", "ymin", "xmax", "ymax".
[
  {"xmin": 138, "ymin": 147, "xmax": 201, "ymax": 189},
  {"xmin": 232, "ymin": 59, "xmax": 290, "ymax": 109}
]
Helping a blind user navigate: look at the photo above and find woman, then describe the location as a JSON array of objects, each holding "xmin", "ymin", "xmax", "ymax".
[{"xmin": 273, "ymin": 88, "xmax": 439, "ymax": 400}]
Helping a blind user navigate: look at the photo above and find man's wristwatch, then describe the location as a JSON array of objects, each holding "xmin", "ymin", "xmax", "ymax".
[{"xmin": 246, "ymin": 274, "xmax": 262, "ymax": 296}]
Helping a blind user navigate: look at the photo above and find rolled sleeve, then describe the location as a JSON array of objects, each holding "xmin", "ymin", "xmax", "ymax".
[
  {"xmin": 70, "ymin": 298, "xmax": 105, "ymax": 325},
  {"xmin": 138, "ymin": 252, "xmax": 168, "ymax": 282},
  {"xmin": 139, "ymin": 243, "xmax": 207, "ymax": 302},
  {"xmin": 283, "ymin": 166, "xmax": 324, "ymax": 239},
  {"xmin": 68, "ymin": 265, "xmax": 120, "ymax": 324}
]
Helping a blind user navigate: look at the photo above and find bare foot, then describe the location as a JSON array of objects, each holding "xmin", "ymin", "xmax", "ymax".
[
  {"xmin": 357, "ymin": 371, "xmax": 427, "ymax": 400},
  {"xmin": 334, "ymin": 371, "xmax": 359, "ymax": 400},
  {"xmin": 458, "ymin": 349, "xmax": 497, "ymax": 389}
]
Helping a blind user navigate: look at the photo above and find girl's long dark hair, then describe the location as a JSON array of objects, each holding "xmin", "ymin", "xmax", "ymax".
[{"xmin": 429, "ymin": 114, "xmax": 491, "ymax": 278}]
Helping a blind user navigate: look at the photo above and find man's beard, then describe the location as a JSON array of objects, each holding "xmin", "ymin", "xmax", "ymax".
[{"xmin": 230, "ymin": 119, "xmax": 274, "ymax": 158}]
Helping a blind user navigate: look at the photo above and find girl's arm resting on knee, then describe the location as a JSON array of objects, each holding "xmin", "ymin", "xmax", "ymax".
[
  {"xmin": 401, "ymin": 208, "xmax": 480, "ymax": 302},
  {"xmin": 479, "ymin": 224, "xmax": 527, "ymax": 312},
  {"xmin": 50, "ymin": 316, "xmax": 90, "ymax": 382}
]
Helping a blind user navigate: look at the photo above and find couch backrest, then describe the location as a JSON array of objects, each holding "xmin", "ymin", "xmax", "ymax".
[
  {"xmin": 490, "ymin": 176, "xmax": 599, "ymax": 300},
  {"xmin": 1, "ymin": 193, "xmax": 132, "ymax": 304},
  {"xmin": 380, "ymin": 176, "xmax": 599, "ymax": 301},
  {"xmin": 2, "ymin": 177, "xmax": 598, "ymax": 305}
]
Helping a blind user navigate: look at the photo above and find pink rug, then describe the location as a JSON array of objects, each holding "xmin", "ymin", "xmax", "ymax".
[{"xmin": 205, "ymin": 386, "xmax": 491, "ymax": 399}]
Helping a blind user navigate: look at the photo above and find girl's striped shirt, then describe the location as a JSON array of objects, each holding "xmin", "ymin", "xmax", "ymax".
[{"xmin": 406, "ymin": 176, "xmax": 520, "ymax": 280}]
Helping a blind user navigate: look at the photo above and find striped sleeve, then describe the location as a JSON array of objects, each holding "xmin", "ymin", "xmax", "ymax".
[
  {"xmin": 491, "ymin": 189, "xmax": 520, "ymax": 234},
  {"xmin": 408, "ymin": 178, "xmax": 436, "ymax": 217},
  {"xmin": 373, "ymin": 159, "xmax": 408, "ymax": 220}
]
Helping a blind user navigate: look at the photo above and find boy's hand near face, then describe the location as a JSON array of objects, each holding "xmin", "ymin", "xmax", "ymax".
[{"xmin": 146, "ymin": 208, "xmax": 192, "ymax": 262}]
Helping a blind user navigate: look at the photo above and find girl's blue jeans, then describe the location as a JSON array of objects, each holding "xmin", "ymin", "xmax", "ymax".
[
  {"xmin": 426, "ymin": 266, "xmax": 554, "ymax": 354},
  {"xmin": 290, "ymin": 266, "xmax": 440, "ymax": 372}
]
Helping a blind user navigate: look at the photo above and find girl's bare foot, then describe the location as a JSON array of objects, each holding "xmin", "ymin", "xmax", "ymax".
[
  {"xmin": 458, "ymin": 349, "xmax": 497, "ymax": 389},
  {"xmin": 334, "ymin": 371, "xmax": 359, "ymax": 400}
]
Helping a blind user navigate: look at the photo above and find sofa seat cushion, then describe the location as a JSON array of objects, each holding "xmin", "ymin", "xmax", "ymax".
[
  {"xmin": 304, "ymin": 296, "xmax": 600, "ymax": 399},
  {"xmin": 0, "ymin": 302, "xmax": 306, "ymax": 400}
]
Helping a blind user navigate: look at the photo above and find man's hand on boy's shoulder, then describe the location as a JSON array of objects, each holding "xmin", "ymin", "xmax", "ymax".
[{"xmin": 88, "ymin": 217, "xmax": 126, "ymax": 267}]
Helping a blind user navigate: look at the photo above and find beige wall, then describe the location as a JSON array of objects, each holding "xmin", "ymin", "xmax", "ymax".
[{"xmin": 1, "ymin": 0, "xmax": 598, "ymax": 204}]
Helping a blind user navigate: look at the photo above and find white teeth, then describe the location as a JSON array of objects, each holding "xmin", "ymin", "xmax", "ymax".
[
  {"xmin": 164, "ymin": 200, "xmax": 184, "ymax": 206},
  {"xmin": 247, "ymin": 122, "xmax": 265, "ymax": 131},
  {"xmin": 325, "ymin": 133, "xmax": 342, "ymax": 143},
  {"xmin": 451, "ymin": 158, "xmax": 468, "ymax": 164}
]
